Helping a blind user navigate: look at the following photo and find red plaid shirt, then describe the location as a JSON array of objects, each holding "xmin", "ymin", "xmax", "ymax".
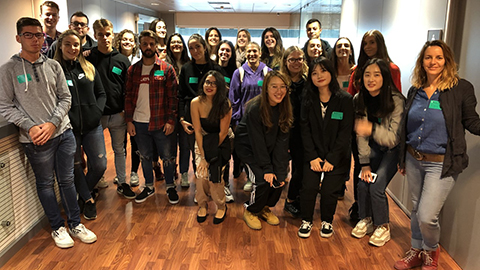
[{"xmin": 125, "ymin": 59, "xmax": 178, "ymax": 131}]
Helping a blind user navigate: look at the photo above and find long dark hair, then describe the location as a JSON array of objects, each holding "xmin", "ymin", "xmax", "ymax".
[
  {"xmin": 188, "ymin": 34, "xmax": 212, "ymax": 65},
  {"xmin": 260, "ymin": 27, "xmax": 284, "ymax": 69},
  {"xmin": 353, "ymin": 30, "xmax": 393, "ymax": 89},
  {"xmin": 303, "ymin": 57, "xmax": 340, "ymax": 109},
  {"xmin": 355, "ymin": 58, "xmax": 396, "ymax": 118},
  {"xmin": 303, "ymin": 38, "xmax": 324, "ymax": 65},
  {"xmin": 331, "ymin": 37, "xmax": 355, "ymax": 73},
  {"xmin": 205, "ymin": 27, "xmax": 222, "ymax": 58},
  {"xmin": 247, "ymin": 70, "xmax": 293, "ymax": 133},
  {"xmin": 166, "ymin": 33, "xmax": 190, "ymax": 75},
  {"xmin": 198, "ymin": 70, "xmax": 231, "ymax": 123},
  {"xmin": 217, "ymin": 40, "xmax": 237, "ymax": 71}
]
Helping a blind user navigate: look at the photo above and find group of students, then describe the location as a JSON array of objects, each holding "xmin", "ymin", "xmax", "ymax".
[{"xmin": 0, "ymin": 3, "xmax": 479, "ymax": 270}]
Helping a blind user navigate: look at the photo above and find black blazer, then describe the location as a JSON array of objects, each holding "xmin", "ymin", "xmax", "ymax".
[{"xmin": 301, "ymin": 89, "xmax": 354, "ymax": 175}]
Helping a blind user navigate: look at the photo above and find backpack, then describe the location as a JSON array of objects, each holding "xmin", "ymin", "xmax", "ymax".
[{"xmin": 238, "ymin": 66, "xmax": 269, "ymax": 83}]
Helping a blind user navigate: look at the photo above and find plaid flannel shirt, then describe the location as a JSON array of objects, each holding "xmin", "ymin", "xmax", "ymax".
[
  {"xmin": 125, "ymin": 59, "xmax": 178, "ymax": 131},
  {"xmin": 41, "ymin": 30, "xmax": 61, "ymax": 55}
]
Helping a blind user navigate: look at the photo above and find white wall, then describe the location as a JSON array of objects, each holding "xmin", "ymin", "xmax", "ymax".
[{"xmin": 176, "ymin": 12, "xmax": 292, "ymax": 29}]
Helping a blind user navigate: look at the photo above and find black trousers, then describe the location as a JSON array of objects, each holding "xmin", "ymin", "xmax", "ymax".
[
  {"xmin": 287, "ymin": 131, "xmax": 303, "ymax": 201},
  {"xmin": 244, "ymin": 163, "xmax": 283, "ymax": 214},
  {"xmin": 300, "ymin": 163, "xmax": 347, "ymax": 223}
]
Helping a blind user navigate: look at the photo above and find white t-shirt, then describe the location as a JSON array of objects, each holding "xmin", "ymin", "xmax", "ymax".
[{"xmin": 133, "ymin": 64, "xmax": 153, "ymax": 123}]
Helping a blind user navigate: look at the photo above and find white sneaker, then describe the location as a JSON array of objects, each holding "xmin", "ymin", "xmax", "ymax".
[
  {"xmin": 369, "ymin": 224, "xmax": 390, "ymax": 247},
  {"xmin": 243, "ymin": 179, "xmax": 253, "ymax": 192},
  {"xmin": 180, "ymin": 172, "xmax": 190, "ymax": 188},
  {"xmin": 52, "ymin": 227, "xmax": 74, "ymax": 248},
  {"xmin": 69, "ymin": 224, "xmax": 97, "ymax": 244},
  {"xmin": 351, "ymin": 217, "xmax": 374, "ymax": 238},
  {"xmin": 224, "ymin": 186, "xmax": 234, "ymax": 203},
  {"xmin": 130, "ymin": 172, "xmax": 139, "ymax": 187},
  {"xmin": 97, "ymin": 176, "xmax": 108, "ymax": 188}
]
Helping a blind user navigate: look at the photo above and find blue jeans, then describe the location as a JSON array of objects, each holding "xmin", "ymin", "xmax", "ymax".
[
  {"xmin": 133, "ymin": 122, "xmax": 176, "ymax": 187},
  {"xmin": 101, "ymin": 113, "xmax": 126, "ymax": 184},
  {"xmin": 73, "ymin": 125, "xmax": 107, "ymax": 201},
  {"xmin": 22, "ymin": 129, "xmax": 81, "ymax": 230},
  {"xmin": 358, "ymin": 141, "xmax": 399, "ymax": 226},
  {"xmin": 406, "ymin": 152, "xmax": 456, "ymax": 250}
]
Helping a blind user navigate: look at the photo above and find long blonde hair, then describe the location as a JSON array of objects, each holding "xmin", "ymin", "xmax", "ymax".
[
  {"xmin": 412, "ymin": 40, "xmax": 459, "ymax": 91},
  {"xmin": 280, "ymin": 46, "xmax": 308, "ymax": 80},
  {"xmin": 54, "ymin": 29, "xmax": 95, "ymax": 81}
]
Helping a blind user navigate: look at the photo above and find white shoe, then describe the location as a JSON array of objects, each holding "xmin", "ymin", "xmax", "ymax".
[
  {"xmin": 351, "ymin": 217, "xmax": 374, "ymax": 238},
  {"xmin": 243, "ymin": 179, "xmax": 253, "ymax": 192},
  {"xmin": 69, "ymin": 224, "xmax": 97, "ymax": 244},
  {"xmin": 52, "ymin": 227, "xmax": 74, "ymax": 248},
  {"xmin": 224, "ymin": 186, "xmax": 234, "ymax": 203},
  {"xmin": 130, "ymin": 172, "xmax": 139, "ymax": 187},
  {"xmin": 369, "ymin": 224, "xmax": 390, "ymax": 247},
  {"xmin": 180, "ymin": 172, "xmax": 190, "ymax": 188},
  {"xmin": 97, "ymin": 176, "xmax": 108, "ymax": 188}
]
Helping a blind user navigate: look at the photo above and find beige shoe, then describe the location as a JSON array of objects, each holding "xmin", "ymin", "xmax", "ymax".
[
  {"xmin": 369, "ymin": 224, "xmax": 390, "ymax": 247},
  {"xmin": 243, "ymin": 210, "xmax": 262, "ymax": 230},
  {"xmin": 260, "ymin": 206, "xmax": 280, "ymax": 225},
  {"xmin": 351, "ymin": 217, "xmax": 374, "ymax": 238}
]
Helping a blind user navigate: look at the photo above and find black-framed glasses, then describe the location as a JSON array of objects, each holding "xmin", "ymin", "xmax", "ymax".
[
  {"xmin": 204, "ymin": 80, "xmax": 217, "ymax": 87},
  {"xmin": 287, "ymin": 57, "xmax": 304, "ymax": 64},
  {"xmin": 19, "ymin": 32, "xmax": 44, "ymax": 39},
  {"xmin": 70, "ymin": 22, "xmax": 88, "ymax": 28}
]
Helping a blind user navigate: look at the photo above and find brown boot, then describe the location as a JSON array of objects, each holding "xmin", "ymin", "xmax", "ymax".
[
  {"xmin": 260, "ymin": 206, "xmax": 280, "ymax": 225},
  {"xmin": 243, "ymin": 210, "xmax": 262, "ymax": 230},
  {"xmin": 394, "ymin": 247, "xmax": 422, "ymax": 269},
  {"xmin": 421, "ymin": 247, "xmax": 440, "ymax": 270}
]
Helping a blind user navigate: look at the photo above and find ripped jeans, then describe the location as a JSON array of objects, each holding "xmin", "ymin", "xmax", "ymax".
[
  {"xmin": 74, "ymin": 125, "xmax": 107, "ymax": 201},
  {"xmin": 133, "ymin": 122, "xmax": 176, "ymax": 188}
]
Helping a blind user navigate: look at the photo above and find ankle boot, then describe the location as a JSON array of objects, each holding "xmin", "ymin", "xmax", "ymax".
[{"xmin": 421, "ymin": 247, "xmax": 440, "ymax": 270}]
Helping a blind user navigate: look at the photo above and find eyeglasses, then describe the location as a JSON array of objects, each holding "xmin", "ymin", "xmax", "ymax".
[
  {"xmin": 70, "ymin": 22, "xmax": 88, "ymax": 28},
  {"xmin": 19, "ymin": 32, "xmax": 44, "ymax": 39},
  {"xmin": 204, "ymin": 80, "xmax": 217, "ymax": 87},
  {"xmin": 287, "ymin": 58, "xmax": 304, "ymax": 64}
]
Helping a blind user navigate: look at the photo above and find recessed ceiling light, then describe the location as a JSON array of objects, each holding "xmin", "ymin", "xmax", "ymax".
[{"xmin": 151, "ymin": 2, "xmax": 159, "ymax": 5}]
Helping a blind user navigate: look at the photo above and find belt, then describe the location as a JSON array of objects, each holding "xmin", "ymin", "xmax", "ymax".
[{"xmin": 407, "ymin": 145, "xmax": 444, "ymax": 162}]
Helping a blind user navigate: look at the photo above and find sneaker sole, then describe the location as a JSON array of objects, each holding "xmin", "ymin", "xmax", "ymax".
[
  {"xmin": 72, "ymin": 235, "xmax": 97, "ymax": 244},
  {"xmin": 84, "ymin": 214, "xmax": 97, "ymax": 220},
  {"xmin": 168, "ymin": 199, "xmax": 179, "ymax": 204},
  {"xmin": 135, "ymin": 193, "xmax": 155, "ymax": 203},
  {"xmin": 369, "ymin": 234, "xmax": 391, "ymax": 247},
  {"xmin": 351, "ymin": 227, "xmax": 374, "ymax": 238},
  {"xmin": 130, "ymin": 182, "xmax": 139, "ymax": 187},
  {"xmin": 226, "ymin": 197, "xmax": 234, "ymax": 203},
  {"xmin": 320, "ymin": 231, "xmax": 333, "ymax": 238},
  {"xmin": 298, "ymin": 231, "xmax": 311, "ymax": 238},
  {"xmin": 181, "ymin": 183, "xmax": 190, "ymax": 188},
  {"xmin": 55, "ymin": 242, "xmax": 74, "ymax": 248},
  {"xmin": 117, "ymin": 190, "xmax": 136, "ymax": 200}
]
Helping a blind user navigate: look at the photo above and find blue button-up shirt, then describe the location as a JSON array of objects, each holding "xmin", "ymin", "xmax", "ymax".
[{"xmin": 406, "ymin": 89, "xmax": 448, "ymax": 154}]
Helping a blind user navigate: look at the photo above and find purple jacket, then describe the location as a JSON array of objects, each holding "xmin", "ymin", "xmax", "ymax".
[{"xmin": 229, "ymin": 62, "xmax": 271, "ymax": 125}]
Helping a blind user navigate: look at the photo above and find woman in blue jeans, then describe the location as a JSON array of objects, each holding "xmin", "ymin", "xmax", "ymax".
[
  {"xmin": 54, "ymin": 29, "xmax": 107, "ymax": 220},
  {"xmin": 351, "ymin": 58, "xmax": 405, "ymax": 247},
  {"xmin": 395, "ymin": 41, "xmax": 480, "ymax": 270}
]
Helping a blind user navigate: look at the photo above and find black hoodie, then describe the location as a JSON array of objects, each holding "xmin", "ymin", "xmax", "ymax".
[
  {"xmin": 87, "ymin": 47, "xmax": 130, "ymax": 115},
  {"xmin": 62, "ymin": 60, "xmax": 106, "ymax": 134}
]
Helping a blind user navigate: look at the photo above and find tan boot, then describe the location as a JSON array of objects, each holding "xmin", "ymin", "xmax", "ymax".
[
  {"xmin": 260, "ymin": 206, "xmax": 280, "ymax": 225},
  {"xmin": 243, "ymin": 209, "xmax": 262, "ymax": 230}
]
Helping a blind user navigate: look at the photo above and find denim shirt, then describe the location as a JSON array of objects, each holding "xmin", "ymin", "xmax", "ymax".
[{"xmin": 406, "ymin": 89, "xmax": 448, "ymax": 154}]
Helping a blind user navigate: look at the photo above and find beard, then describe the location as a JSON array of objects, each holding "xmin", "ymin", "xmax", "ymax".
[{"xmin": 142, "ymin": 49, "xmax": 155, "ymax": 58}]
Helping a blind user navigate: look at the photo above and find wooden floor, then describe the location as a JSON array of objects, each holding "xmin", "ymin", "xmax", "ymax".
[{"xmin": 1, "ymin": 131, "xmax": 462, "ymax": 270}]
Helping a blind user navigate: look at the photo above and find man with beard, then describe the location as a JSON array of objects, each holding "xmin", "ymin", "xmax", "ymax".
[
  {"xmin": 86, "ymin": 19, "xmax": 134, "ymax": 197},
  {"xmin": 46, "ymin": 11, "xmax": 97, "ymax": 58},
  {"xmin": 124, "ymin": 30, "xmax": 179, "ymax": 204}
]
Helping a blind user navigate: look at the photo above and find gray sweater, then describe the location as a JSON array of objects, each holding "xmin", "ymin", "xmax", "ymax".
[{"xmin": 0, "ymin": 54, "xmax": 71, "ymax": 143}]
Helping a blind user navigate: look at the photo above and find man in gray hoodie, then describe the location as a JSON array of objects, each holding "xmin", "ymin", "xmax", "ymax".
[{"xmin": 0, "ymin": 17, "xmax": 96, "ymax": 249}]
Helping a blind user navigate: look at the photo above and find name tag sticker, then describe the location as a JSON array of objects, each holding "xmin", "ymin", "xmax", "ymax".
[
  {"xmin": 342, "ymin": 81, "xmax": 349, "ymax": 88},
  {"xmin": 257, "ymin": 80, "xmax": 263, "ymax": 87},
  {"xmin": 224, "ymin": 77, "xmax": 231, "ymax": 83},
  {"xmin": 17, "ymin": 74, "xmax": 32, "ymax": 84},
  {"xmin": 112, "ymin": 66, "xmax": 122, "ymax": 75},
  {"xmin": 67, "ymin": 80, "xmax": 73, "ymax": 86},
  {"xmin": 331, "ymin": 111, "xmax": 343, "ymax": 120},
  {"xmin": 429, "ymin": 100, "xmax": 441, "ymax": 110},
  {"xmin": 154, "ymin": 70, "xmax": 164, "ymax": 76},
  {"xmin": 189, "ymin": 77, "xmax": 198, "ymax": 84}
]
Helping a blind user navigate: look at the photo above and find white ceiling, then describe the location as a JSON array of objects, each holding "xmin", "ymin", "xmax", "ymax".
[{"xmin": 117, "ymin": 0, "xmax": 320, "ymax": 13}]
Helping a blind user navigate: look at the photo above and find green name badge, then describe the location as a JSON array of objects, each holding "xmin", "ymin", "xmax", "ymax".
[
  {"xmin": 112, "ymin": 66, "xmax": 122, "ymax": 75},
  {"xmin": 331, "ymin": 111, "xmax": 343, "ymax": 120},
  {"xmin": 429, "ymin": 100, "xmax": 441, "ymax": 110},
  {"xmin": 189, "ymin": 77, "xmax": 198, "ymax": 84},
  {"xmin": 67, "ymin": 80, "xmax": 73, "ymax": 86},
  {"xmin": 17, "ymin": 74, "xmax": 32, "ymax": 84},
  {"xmin": 257, "ymin": 80, "xmax": 263, "ymax": 87},
  {"xmin": 224, "ymin": 77, "xmax": 231, "ymax": 84},
  {"xmin": 154, "ymin": 70, "xmax": 164, "ymax": 76},
  {"xmin": 342, "ymin": 81, "xmax": 349, "ymax": 88}
]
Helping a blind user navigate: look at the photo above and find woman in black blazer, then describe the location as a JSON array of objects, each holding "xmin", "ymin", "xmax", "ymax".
[{"xmin": 298, "ymin": 57, "xmax": 354, "ymax": 238}]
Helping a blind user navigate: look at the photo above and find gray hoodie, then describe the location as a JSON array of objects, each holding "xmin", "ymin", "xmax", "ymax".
[{"xmin": 0, "ymin": 53, "xmax": 72, "ymax": 143}]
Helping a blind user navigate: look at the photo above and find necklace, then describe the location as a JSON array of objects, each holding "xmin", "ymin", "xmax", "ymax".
[{"xmin": 194, "ymin": 63, "xmax": 208, "ymax": 76}]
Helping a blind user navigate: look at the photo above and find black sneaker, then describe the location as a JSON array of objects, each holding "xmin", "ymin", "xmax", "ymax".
[
  {"xmin": 320, "ymin": 221, "xmax": 333, "ymax": 238},
  {"xmin": 117, "ymin": 183, "xmax": 136, "ymax": 199},
  {"xmin": 135, "ymin": 186, "xmax": 155, "ymax": 203},
  {"xmin": 167, "ymin": 187, "xmax": 179, "ymax": 204},
  {"xmin": 298, "ymin": 220, "xmax": 313, "ymax": 238},
  {"xmin": 84, "ymin": 201, "xmax": 97, "ymax": 220},
  {"xmin": 349, "ymin": 202, "xmax": 359, "ymax": 222},
  {"xmin": 284, "ymin": 200, "xmax": 301, "ymax": 218}
]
